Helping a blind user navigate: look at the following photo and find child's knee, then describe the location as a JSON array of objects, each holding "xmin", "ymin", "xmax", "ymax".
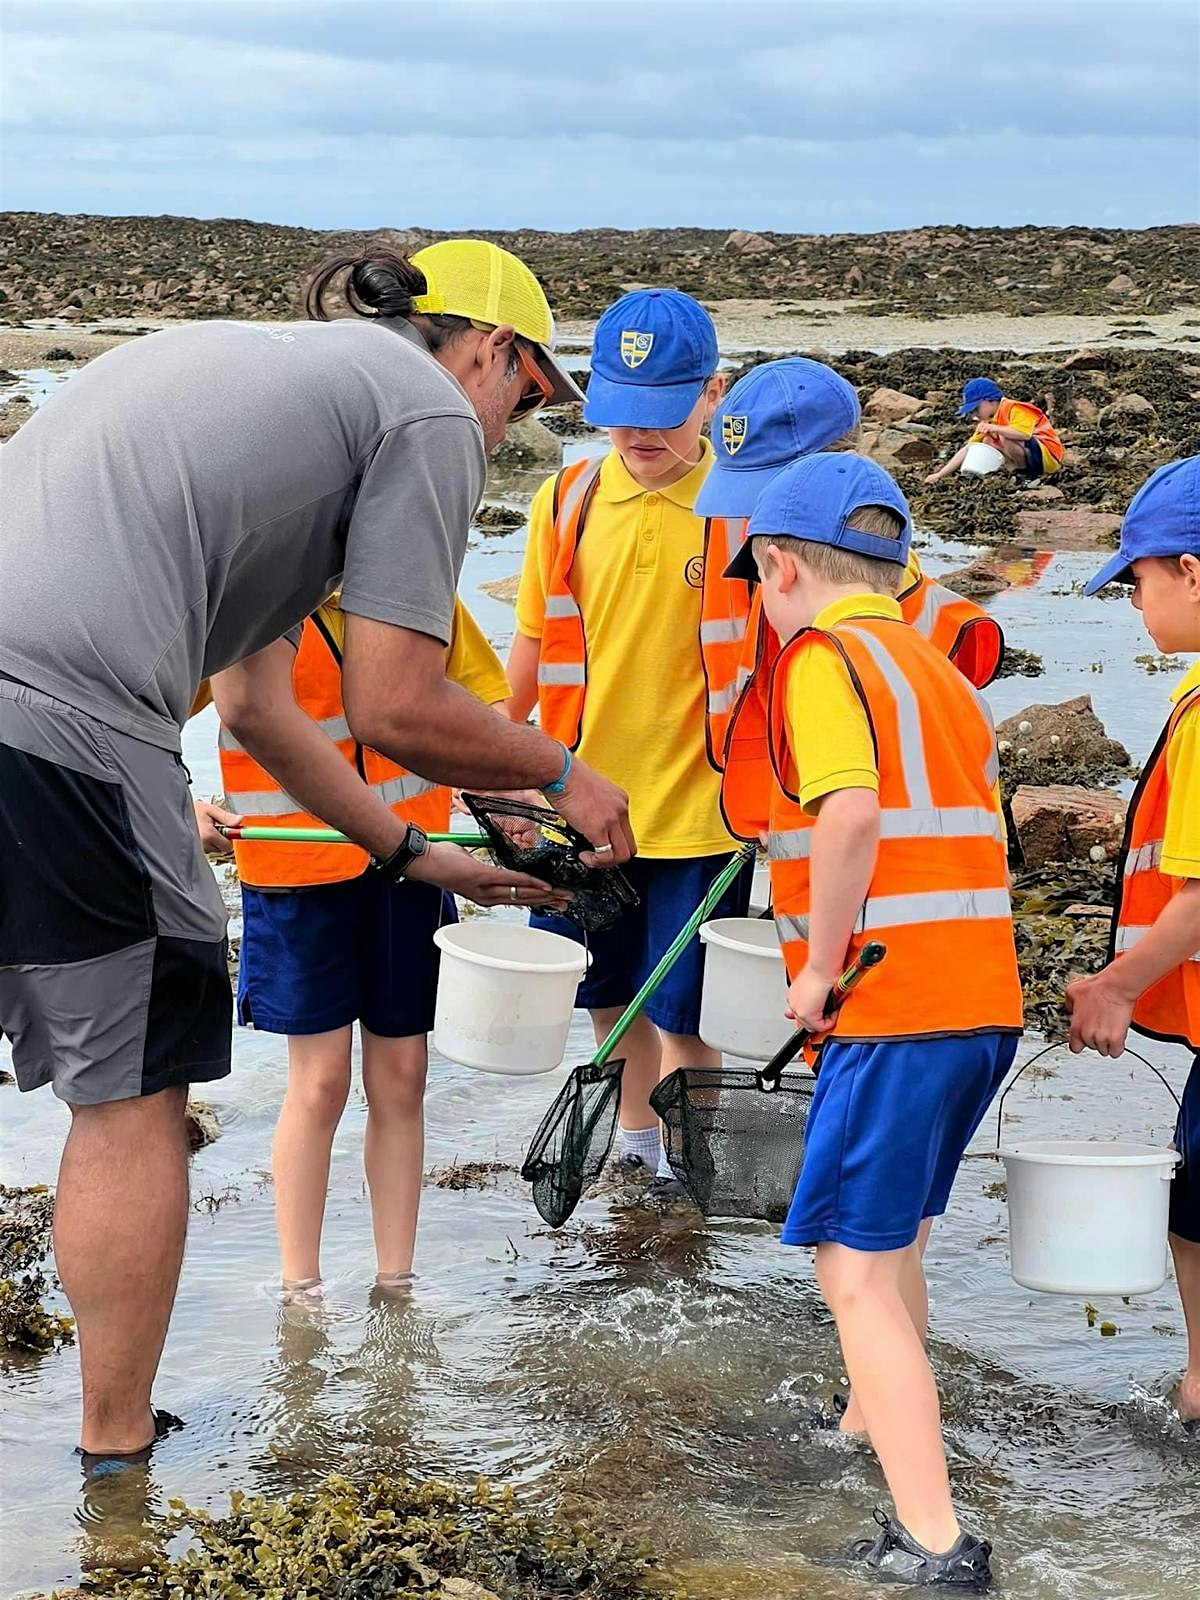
[{"xmin": 815, "ymin": 1241, "xmax": 910, "ymax": 1311}]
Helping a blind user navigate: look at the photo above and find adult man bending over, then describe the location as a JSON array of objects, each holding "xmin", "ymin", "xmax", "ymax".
[{"xmin": 0, "ymin": 240, "xmax": 631, "ymax": 1467}]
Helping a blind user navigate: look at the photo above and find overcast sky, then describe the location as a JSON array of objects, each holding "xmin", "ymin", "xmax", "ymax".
[{"xmin": 3, "ymin": 0, "xmax": 1198, "ymax": 232}]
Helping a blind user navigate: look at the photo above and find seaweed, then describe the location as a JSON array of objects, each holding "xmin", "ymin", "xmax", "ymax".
[
  {"xmin": 0, "ymin": 1184, "xmax": 75, "ymax": 1355},
  {"xmin": 1011, "ymin": 859, "xmax": 1116, "ymax": 1040},
  {"xmin": 996, "ymin": 647, "xmax": 1044, "ymax": 679},
  {"xmin": 86, "ymin": 1473, "xmax": 672, "ymax": 1599}
]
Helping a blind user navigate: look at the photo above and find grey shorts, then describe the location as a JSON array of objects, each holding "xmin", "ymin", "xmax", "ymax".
[{"xmin": 0, "ymin": 678, "xmax": 231, "ymax": 1104}]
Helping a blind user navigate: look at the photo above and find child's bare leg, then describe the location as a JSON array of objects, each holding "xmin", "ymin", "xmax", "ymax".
[
  {"xmin": 1169, "ymin": 1232, "xmax": 1200, "ymax": 1420},
  {"xmin": 840, "ymin": 1217, "xmax": 933, "ymax": 1434},
  {"xmin": 817, "ymin": 1240, "xmax": 960, "ymax": 1555},
  {"xmin": 590, "ymin": 1008, "xmax": 661, "ymax": 1134},
  {"xmin": 659, "ymin": 1030, "xmax": 719, "ymax": 1073},
  {"xmin": 994, "ymin": 435, "xmax": 1029, "ymax": 471},
  {"xmin": 272, "ymin": 1028, "xmax": 352, "ymax": 1284},
  {"xmin": 361, "ymin": 1029, "xmax": 427, "ymax": 1279}
]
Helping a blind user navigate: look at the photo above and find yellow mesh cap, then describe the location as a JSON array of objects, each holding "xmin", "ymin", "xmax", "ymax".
[{"xmin": 409, "ymin": 239, "xmax": 555, "ymax": 347}]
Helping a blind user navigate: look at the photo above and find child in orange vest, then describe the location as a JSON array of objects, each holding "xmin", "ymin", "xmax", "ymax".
[
  {"xmin": 723, "ymin": 454, "xmax": 1021, "ymax": 1587},
  {"xmin": 925, "ymin": 376, "xmax": 1063, "ymax": 482},
  {"xmin": 1067, "ymin": 456, "xmax": 1200, "ymax": 1430},
  {"xmin": 506, "ymin": 289, "xmax": 753, "ymax": 1194},
  {"xmin": 214, "ymin": 598, "xmax": 520, "ymax": 1299}
]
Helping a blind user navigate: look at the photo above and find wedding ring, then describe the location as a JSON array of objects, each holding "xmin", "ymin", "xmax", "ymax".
[
  {"xmin": 593, "ymin": 844, "xmax": 614, "ymax": 854},
  {"xmin": 510, "ymin": 886, "xmax": 517, "ymax": 902}
]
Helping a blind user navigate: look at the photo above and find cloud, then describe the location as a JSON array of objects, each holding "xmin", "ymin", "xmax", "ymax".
[{"xmin": 2, "ymin": 0, "xmax": 1196, "ymax": 228}]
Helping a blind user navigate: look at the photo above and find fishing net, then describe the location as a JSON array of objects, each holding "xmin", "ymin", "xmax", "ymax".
[
  {"xmin": 461, "ymin": 793, "xmax": 639, "ymax": 933},
  {"xmin": 650, "ymin": 1067, "xmax": 816, "ymax": 1223},
  {"xmin": 521, "ymin": 1062, "xmax": 623, "ymax": 1227}
]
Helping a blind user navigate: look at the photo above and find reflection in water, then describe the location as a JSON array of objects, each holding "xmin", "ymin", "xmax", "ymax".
[{"xmin": 73, "ymin": 1460, "xmax": 166, "ymax": 1581}]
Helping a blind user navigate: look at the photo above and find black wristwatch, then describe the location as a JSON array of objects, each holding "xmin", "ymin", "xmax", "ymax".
[{"xmin": 370, "ymin": 824, "xmax": 429, "ymax": 883}]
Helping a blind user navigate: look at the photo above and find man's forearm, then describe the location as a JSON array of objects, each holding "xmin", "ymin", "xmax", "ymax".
[
  {"xmin": 349, "ymin": 671, "xmax": 565, "ymax": 790},
  {"xmin": 227, "ymin": 707, "xmax": 407, "ymax": 858}
]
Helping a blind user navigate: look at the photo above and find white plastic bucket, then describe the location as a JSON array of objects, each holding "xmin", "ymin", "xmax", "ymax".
[
  {"xmin": 699, "ymin": 916, "xmax": 792, "ymax": 1062},
  {"xmin": 960, "ymin": 442, "xmax": 1006, "ymax": 477},
  {"xmin": 1000, "ymin": 1139, "xmax": 1181, "ymax": 1295},
  {"xmin": 433, "ymin": 923, "xmax": 590, "ymax": 1076}
]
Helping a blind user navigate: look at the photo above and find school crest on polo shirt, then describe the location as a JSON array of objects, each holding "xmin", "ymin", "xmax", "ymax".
[
  {"xmin": 620, "ymin": 330, "xmax": 654, "ymax": 369},
  {"xmin": 722, "ymin": 415, "xmax": 748, "ymax": 456}
]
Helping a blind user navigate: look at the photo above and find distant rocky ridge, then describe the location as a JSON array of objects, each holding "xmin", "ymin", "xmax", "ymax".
[{"xmin": 1, "ymin": 212, "xmax": 1198, "ymax": 325}]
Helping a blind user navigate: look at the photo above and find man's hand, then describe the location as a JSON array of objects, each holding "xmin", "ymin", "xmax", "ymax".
[
  {"xmin": 785, "ymin": 963, "xmax": 839, "ymax": 1034},
  {"xmin": 1066, "ymin": 968, "xmax": 1135, "ymax": 1057},
  {"xmin": 552, "ymin": 757, "xmax": 635, "ymax": 867},
  {"xmin": 405, "ymin": 842, "xmax": 569, "ymax": 909},
  {"xmin": 194, "ymin": 800, "xmax": 243, "ymax": 856}
]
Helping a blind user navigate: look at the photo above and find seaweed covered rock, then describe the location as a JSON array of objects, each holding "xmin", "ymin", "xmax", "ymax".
[
  {"xmin": 87, "ymin": 1473, "xmax": 670, "ymax": 1599},
  {"xmin": 1012, "ymin": 859, "xmax": 1116, "ymax": 1039},
  {"xmin": 0, "ymin": 1184, "xmax": 75, "ymax": 1355},
  {"xmin": 996, "ymin": 696, "xmax": 1132, "ymax": 785},
  {"xmin": 184, "ymin": 1100, "xmax": 221, "ymax": 1153},
  {"xmin": 474, "ymin": 504, "xmax": 526, "ymax": 532}
]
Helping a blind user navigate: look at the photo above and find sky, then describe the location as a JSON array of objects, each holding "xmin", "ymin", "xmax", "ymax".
[{"xmin": 2, "ymin": 0, "xmax": 1198, "ymax": 233}]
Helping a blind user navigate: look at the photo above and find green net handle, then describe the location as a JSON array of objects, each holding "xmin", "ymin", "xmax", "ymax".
[{"xmin": 593, "ymin": 844, "xmax": 756, "ymax": 1068}]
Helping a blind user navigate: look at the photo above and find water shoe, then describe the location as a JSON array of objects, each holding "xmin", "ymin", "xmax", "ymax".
[
  {"xmin": 75, "ymin": 1408, "xmax": 183, "ymax": 1476},
  {"xmin": 857, "ymin": 1509, "xmax": 992, "ymax": 1588}
]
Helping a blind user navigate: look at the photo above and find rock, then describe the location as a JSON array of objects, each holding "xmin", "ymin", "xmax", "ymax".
[
  {"xmin": 1098, "ymin": 392, "xmax": 1158, "ymax": 425},
  {"xmin": 865, "ymin": 426, "xmax": 934, "ymax": 467},
  {"xmin": 1017, "ymin": 484, "xmax": 1065, "ymax": 502},
  {"xmin": 479, "ymin": 575, "xmax": 520, "ymax": 605},
  {"xmin": 473, "ymin": 503, "xmax": 525, "ymax": 531},
  {"xmin": 489, "ymin": 417, "xmax": 561, "ymax": 469},
  {"xmin": 843, "ymin": 264, "xmax": 864, "ymax": 292},
  {"xmin": 1105, "ymin": 273, "xmax": 1136, "ymax": 295},
  {"xmin": 725, "ymin": 229, "xmax": 774, "ymax": 255},
  {"xmin": 1061, "ymin": 348, "xmax": 1111, "ymax": 372},
  {"xmin": 0, "ymin": 367, "xmax": 19, "ymax": 385},
  {"xmin": 1010, "ymin": 785, "xmax": 1127, "ymax": 868},
  {"xmin": 863, "ymin": 386, "xmax": 925, "ymax": 423},
  {"xmin": 1073, "ymin": 396, "xmax": 1101, "ymax": 424},
  {"xmin": 940, "ymin": 556, "xmax": 1011, "ymax": 600},
  {"xmin": 184, "ymin": 1100, "xmax": 221, "ymax": 1153},
  {"xmin": 0, "ymin": 396, "xmax": 33, "ymax": 441},
  {"xmin": 442, "ymin": 1581, "xmax": 503, "ymax": 1600},
  {"xmin": 1013, "ymin": 507, "xmax": 1123, "ymax": 550},
  {"xmin": 44, "ymin": 345, "xmax": 76, "ymax": 362},
  {"xmin": 997, "ymin": 695, "xmax": 1130, "ymax": 772}
]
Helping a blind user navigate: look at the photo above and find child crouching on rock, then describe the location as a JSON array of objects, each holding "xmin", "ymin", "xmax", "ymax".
[{"xmin": 722, "ymin": 454, "xmax": 1022, "ymax": 1587}]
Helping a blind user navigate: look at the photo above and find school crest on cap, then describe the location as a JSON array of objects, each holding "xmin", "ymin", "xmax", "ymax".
[
  {"xmin": 722, "ymin": 415, "xmax": 748, "ymax": 456},
  {"xmin": 620, "ymin": 330, "xmax": 654, "ymax": 369}
]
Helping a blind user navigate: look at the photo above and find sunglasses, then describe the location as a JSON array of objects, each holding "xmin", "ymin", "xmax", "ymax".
[{"xmin": 509, "ymin": 341, "xmax": 556, "ymax": 421}]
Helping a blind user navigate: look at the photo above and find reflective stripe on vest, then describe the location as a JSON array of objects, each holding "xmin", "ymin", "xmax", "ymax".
[
  {"xmin": 217, "ymin": 616, "xmax": 451, "ymax": 888},
  {"xmin": 1114, "ymin": 686, "xmax": 1200, "ymax": 1049},
  {"xmin": 537, "ymin": 455, "xmax": 750, "ymax": 762},
  {"xmin": 731, "ymin": 616, "xmax": 1019, "ymax": 1040},
  {"xmin": 897, "ymin": 573, "xmax": 1004, "ymax": 689}
]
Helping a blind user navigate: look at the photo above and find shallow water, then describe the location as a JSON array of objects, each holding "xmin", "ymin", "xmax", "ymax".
[{"xmin": 2, "ymin": 368, "xmax": 1198, "ymax": 1599}]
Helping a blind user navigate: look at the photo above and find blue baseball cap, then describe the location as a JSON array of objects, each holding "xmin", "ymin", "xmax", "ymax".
[
  {"xmin": 583, "ymin": 289, "xmax": 719, "ymax": 430},
  {"xmin": 694, "ymin": 358, "xmax": 862, "ymax": 518},
  {"xmin": 958, "ymin": 376, "xmax": 1003, "ymax": 417},
  {"xmin": 725, "ymin": 453, "xmax": 913, "ymax": 580},
  {"xmin": 1084, "ymin": 456, "xmax": 1200, "ymax": 595}
]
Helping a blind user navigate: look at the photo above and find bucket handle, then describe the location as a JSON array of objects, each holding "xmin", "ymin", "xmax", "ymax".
[{"xmin": 994, "ymin": 1040, "xmax": 1181, "ymax": 1152}]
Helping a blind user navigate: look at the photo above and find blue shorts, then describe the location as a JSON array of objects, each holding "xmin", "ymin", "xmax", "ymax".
[
  {"xmin": 782, "ymin": 1031, "xmax": 1019, "ymax": 1252},
  {"xmin": 1021, "ymin": 437, "xmax": 1045, "ymax": 477},
  {"xmin": 1169, "ymin": 1053, "xmax": 1200, "ymax": 1245},
  {"xmin": 530, "ymin": 853, "xmax": 753, "ymax": 1036},
  {"xmin": 237, "ymin": 873, "xmax": 455, "ymax": 1039}
]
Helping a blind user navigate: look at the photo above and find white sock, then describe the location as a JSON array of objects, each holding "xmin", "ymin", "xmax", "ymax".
[
  {"xmin": 621, "ymin": 1125, "xmax": 662, "ymax": 1166},
  {"xmin": 655, "ymin": 1148, "xmax": 675, "ymax": 1180}
]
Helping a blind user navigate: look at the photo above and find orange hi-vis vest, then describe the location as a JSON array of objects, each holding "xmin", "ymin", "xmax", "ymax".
[
  {"xmin": 1113, "ymin": 684, "xmax": 1200, "ymax": 1051},
  {"xmin": 537, "ymin": 455, "xmax": 752, "ymax": 765},
  {"xmin": 709, "ymin": 571, "xmax": 1004, "ymax": 777},
  {"xmin": 218, "ymin": 611, "xmax": 448, "ymax": 889},
  {"xmin": 995, "ymin": 398, "xmax": 1063, "ymax": 469},
  {"xmin": 722, "ymin": 617, "xmax": 1022, "ymax": 1041}
]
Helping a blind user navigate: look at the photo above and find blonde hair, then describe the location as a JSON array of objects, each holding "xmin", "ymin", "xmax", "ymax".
[{"xmin": 752, "ymin": 504, "xmax": 906, "ymax": 595}]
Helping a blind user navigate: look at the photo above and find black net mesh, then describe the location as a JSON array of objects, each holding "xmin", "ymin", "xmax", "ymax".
[
  {"xmin": 461, "ymin": 794, "xmax": 639, "ymax": 933},
  {"xmin": 651, "ymin": 1067, "xmax": 816, "ymax": 1223},
  {"xmin": 521, "ymin": 1062, "xmax": 624, "ymax": 1227}
]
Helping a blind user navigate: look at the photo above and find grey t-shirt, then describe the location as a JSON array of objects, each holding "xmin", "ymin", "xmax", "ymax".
[{"xmin": 0, "ymin": 317, "xmax": 485, "ymax": 750}]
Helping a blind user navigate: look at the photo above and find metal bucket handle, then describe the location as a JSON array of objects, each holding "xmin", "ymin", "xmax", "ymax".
[{"xmin": 994, "ymin": 1040, "xmax": 1182, "ymax": 1153}]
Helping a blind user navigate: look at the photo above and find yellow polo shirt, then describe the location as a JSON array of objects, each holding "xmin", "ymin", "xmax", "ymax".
[
  {"xmin": 782, "ymin": 594, "xmax": 899, "ymax": 811},
  {"xmin": 781, "ymin": 592, "xmax": 1004, "ymax": 824},
  {"xmin": 1163, "ymin": 661, "xmax": 1200, "ymax": 880},
  {"xmin": 516, "ymin": 441, "xmax": 733, "ymax": 857}
]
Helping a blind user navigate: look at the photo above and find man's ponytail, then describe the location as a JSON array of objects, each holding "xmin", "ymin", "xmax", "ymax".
[{"xmin": 304, "ymin": 250, "xmax": 428, "ymax": 322}]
